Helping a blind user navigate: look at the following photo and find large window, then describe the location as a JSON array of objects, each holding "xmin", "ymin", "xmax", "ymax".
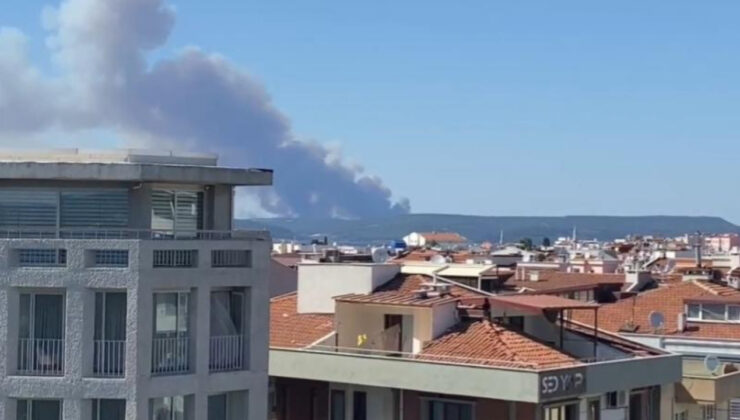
[
  {"xmin": 17, "ymin": 249, "xmax": 67, "ymax": 267},
  {"xmin": 544, "ymin": 403, "xmax": 579, "ymax": 420},
  {"xmin": 151, "ymin": 396, "xmax": 185, "ymax": 420},
  {"xmin": 353, "ymin": 392, "xmax": 367, "ymax": 420},
  {"xmin": 0, "ymin": 189, "xmax": 128, "ymax": 230},
  {"xmin": 17, "ymin": 399, "xmax": 62, "ymax": 420},
  {"xmin": 93, "ymin": 399, "xmax": 126, "ymax": 420},
  {"xmin": 60, "ymin": 190, "xmax": 128, "ymax": 228},
  {"xmin": 686, "ymin": 303, "xmax": 740, "ymax": 323},
  {"xmin": 18, "ymin": 293, "xmax": 65, "ymax": 375},
  {"xmin": 152, "ymin": 292, "xmax": 190, "ymax": 375},
  {"xmin": 425, "ymin": 399, "xmax": 474, "ymax": 420},
  {"xmin": 94, "ymin": 292, "xmax": 127, "ymax": 377},
  {"xmin": 151, "ymin": 189, "xmax": 203, "ymax": 234}
]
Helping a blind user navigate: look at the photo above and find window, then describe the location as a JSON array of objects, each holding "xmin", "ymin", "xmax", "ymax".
[
  {"xmin": 687, "ymin": 304, "xmax": 701, "ymax": 320},
  {"xmin": 729, "ymin": 306, "xmax": 740, "ymax": 321},
  {"xmin": 425, "ymin": 400, "xmax": 474, "ymax": 420},
  {"xmin": 17, "ymin": 249, "xmax": 66, "ymax": 267},
  {"xmin": 0, "ymin": 190, "xmax": 58, "ymax": 228},
  {"xmin": 353, "ymin": 392, "xmax": 367, "ymax": 420},
  {"xmin": 154, "ymin": 292, "xmax": 189, "ymax": 336},
  {"xmin": 93, "ymin": 399, "xmax": 126, "ymax": 420},
  {"xmin": 212, "ymin": 250, "xmax": 252, "ymax": 268},
  {"xmin": 18, "ymin": 293, "xmax": 65, "ymax": 375},
  {"xmin": 92, "ymin": 250, "xmax": 129, "ymax": 267},
  {"xmin": 543, "ymin": 403, "xmax": 578, "ymax": 420},
  {"xmin": 60, "ymin": 190, "xmax": 128, "ymax": 228},
  {"xmin": 151, "ymin": 396, "xmax": 185, "ymax": 420},
  {"xmin": 151, "ymin": 189, "xmax": 203, "ymax": 235},
  {"xmin": 605, "ymin": 391, "xmax": 625, "ymax": 409},
  {"xmin": 208, "ymin": 394, "xmax": 227, "ymax": 420},
  {"xmin": 94, "ymin": 292, "xmax": 127, "ymax": 376},
  {"xmin": 686, "ymin": 303, "xmax": 740, "ymax": 323},
  {"xmin": 153, "ymin": 250, "xmax": 198, "ymax": 268},
  {"xmin": 702, "ymin": 404, "xmax": 716, "ymax": 420},
  {"xmin": 17, "ymin": 399, "xmax": 62, "ymax": 420},
  {"xmin": 331, "ymin": 390, "xmax": 346, "ymax": 420},
  {"xmin": 702, "ymin": 304, "xmax": 726, "ymax": 321},
  {"xmin": 0, "ymin": 189, "xmax": 129, "ymax": 232}
]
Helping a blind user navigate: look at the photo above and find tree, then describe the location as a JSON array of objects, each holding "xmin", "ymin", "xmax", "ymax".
[
  {"xmin": 518, "ymin": 237, "xmax": 533, "ymax": 251},
  {"xmin": 542, "ymin": 237, "xmax": 551, "ymax": 248}
]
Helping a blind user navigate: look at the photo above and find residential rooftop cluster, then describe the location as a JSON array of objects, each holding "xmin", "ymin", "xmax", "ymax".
[{"xmin": 270, "ymin": 229, "xmax": 740, "ymax": 420}]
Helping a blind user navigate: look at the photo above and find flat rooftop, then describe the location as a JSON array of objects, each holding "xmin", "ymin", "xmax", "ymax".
[{"xmin": 0, "ymin": 149, "xmax": 273, "ymax": 186}]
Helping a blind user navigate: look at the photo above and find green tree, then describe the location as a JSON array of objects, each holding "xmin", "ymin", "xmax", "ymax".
[
  {"xmin": 542, "ymin": 237, "xmax": 551, "ymax": 248},
  {"xmin": 519, "ymin": 237, "xmax": 533, "ymax": 251}
]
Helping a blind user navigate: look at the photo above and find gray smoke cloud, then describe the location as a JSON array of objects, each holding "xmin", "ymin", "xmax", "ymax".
[{"xmin": 0, "ymin": 0, "xmax": 410, "ymax": 218}]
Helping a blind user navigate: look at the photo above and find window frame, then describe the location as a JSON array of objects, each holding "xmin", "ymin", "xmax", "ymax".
[
  {"xmin": 420, "ymin": 397, "xmax": 475, "ymax": 420},
  {"xmin": 686, "ymin": 303, "xmax": 740, "ymax": 323}
]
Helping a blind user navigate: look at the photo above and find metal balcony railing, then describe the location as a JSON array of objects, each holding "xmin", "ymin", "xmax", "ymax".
[
  {"xmin": 93, "ymin": 340, "xmax": 126, "ymax": 377},
  {"xmin": 18, "ymin": 338, "xmax": 64, "ymax": 376},
  {"xmin": 152, "ymin": 336, "xmax": 190, "ymax": 375},
  {"xmin": 209, "ymin": 335, "xmax": 246, "ymax": 372},
  {"xmin": 0, "ymin": 227, "xmax": 266, "ymax": 240}
]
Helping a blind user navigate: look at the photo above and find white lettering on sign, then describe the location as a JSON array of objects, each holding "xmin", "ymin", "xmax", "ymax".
[{"xmin": 541, "ymin": 371, "xmax": 585, "ymax": 397}]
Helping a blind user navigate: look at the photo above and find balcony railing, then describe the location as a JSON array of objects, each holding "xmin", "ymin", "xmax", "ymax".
[
  {"xmin": 0, "ymin": 227, "xmax": 266, "ymax": 240},
  {"xmin": 152, "ymin": 336, "xmax": 190, "ymax": 375},
  {"xmin": 18, "ymin": 338, "xmax": 64, "ymax": 376},
  {"xmin": 209, "ymin": 335, "xmax": 246, "ymax": 372},
  {"xmin": 93, "ymin": 340, "xmax": 126, "ymax": 377}
]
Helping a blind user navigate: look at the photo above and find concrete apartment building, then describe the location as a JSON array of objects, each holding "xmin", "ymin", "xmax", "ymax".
[
  {"xmin": 0, "ymin": 150, "xmax": 272, "ymax": 420},
  {"xmin": 269, "ymin": 263, "xmax": 683, "ymax": 420}
]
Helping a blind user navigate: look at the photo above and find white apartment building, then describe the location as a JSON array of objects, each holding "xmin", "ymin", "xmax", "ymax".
[{"xmin": 0, "ymin": 150, "xmax": 272, "ymax": 420}]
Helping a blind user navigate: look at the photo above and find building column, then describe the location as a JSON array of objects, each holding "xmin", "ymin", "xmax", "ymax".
[
  {"xmin": 65, "ymin": 286, "xmax": 88, "ymax": 381},
  {"xmin": 62, "ymin": 398, "xmax": 83, "ymax": 420}
]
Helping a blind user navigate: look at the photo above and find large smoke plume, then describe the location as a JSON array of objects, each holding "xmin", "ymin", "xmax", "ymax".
[{"xmin": 0, "ymin": 0, "xmax": 410, "ymax": 218}]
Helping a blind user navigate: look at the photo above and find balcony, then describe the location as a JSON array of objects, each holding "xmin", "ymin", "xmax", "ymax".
[
  {"xmin": 93, "ymin": 340, "xmax": 126, "ymax": 377},
  {"xmin": 209, "ymin": 335, "xmax": 246, "ymax": 372},
  {"xmin": 17, "ymin": 338, "xmax": 64, "ymax": 376},
  {"xmin": 0, "ymin": 227, "xmax": 266, "ymax": 240},
  {"xmin": 152, "ymin": 336, "xmax": 190, "ymax": 375}
]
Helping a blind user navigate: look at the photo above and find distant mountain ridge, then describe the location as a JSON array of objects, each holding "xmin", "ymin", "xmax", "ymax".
[{"xmin": 236, "ymin": 215, "xmax": 740, "ymax": 244}]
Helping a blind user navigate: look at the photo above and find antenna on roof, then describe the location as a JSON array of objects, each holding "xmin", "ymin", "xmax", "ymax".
[
  {"xmin": 648, "ymin": 311, "xmax": 665, "ymax": 332},
  {"xmin": 704, "ymin": 355, "xmax": 721, "ymax": 375}
]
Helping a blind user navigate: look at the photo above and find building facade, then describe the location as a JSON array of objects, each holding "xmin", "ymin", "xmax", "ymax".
[
  {"xmin": 0, "ymin": 150, "xmax": 272, "ymax": 420},
  {"xmin": 270, "ymin": 263, "xmax": 682, "ymax": 420}
]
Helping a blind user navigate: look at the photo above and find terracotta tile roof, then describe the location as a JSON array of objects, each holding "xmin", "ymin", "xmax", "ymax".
[
  {"xmin": 335, "ymin": 274, "xmax": 485, "ymax": 307},
  {"xmin": 420, "ymin": 320, "xmax": 579, "ymax": 369},
  {"xmin": 507, "ymin": 272, "xmax": 625, "ymax": 294},
  {"xmin": 572, "ymin": 281, "xmax": 740, "ymax": 340},
  {"xmin": 270, "ymin": 293, "xmax": 335, "ymax": 348}
]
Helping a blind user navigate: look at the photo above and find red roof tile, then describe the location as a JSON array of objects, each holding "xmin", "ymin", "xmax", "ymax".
[
  {"xmin": 270, "ymin": 293, "xmax": 335, "ymax": 348},
  {"xmin": 420, "ymin": 232, "xmax": 467, "ymax": 243},
  {"xmin": 507, "ymin": 272, "xmax": 625, "ymax": 294},
  {"xmin": 420, "ymin": 320, "xmax": 579, "ymax": 369},
  {"xmin": 572, "ymin": 281, "xmax": 740, "ymax": 340}
]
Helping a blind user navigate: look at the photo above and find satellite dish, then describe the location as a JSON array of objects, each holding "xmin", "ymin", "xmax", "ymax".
[
  {"xmin": 371, "ymin": 248, "xmax": 389, "ymax": 263},
  {"xmin": 648, "ymin": 311, "xmax": 665, "ymax": 329},
  {"xmin": 430, "ymin": 255, "xmax": 447, "ymax": 265},
  {"xmin": 704, "ymin": 355, "xmax": 721, "ymax": 374}
]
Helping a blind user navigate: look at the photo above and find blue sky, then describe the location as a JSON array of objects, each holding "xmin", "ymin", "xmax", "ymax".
[{"xmin": 3, "ymin": 0, "xmax": 740, "ymax": 221}]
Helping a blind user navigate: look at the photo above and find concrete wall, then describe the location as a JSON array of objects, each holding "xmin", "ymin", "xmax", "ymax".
[
  {"xmin": 297, "ymin": 264, "xmax": 400, "ymax": 314},
  {"xmin": 0, "ymin": 234, "xmax": 271, "ymax": 420},
  {"xmin": 335, "ymin": 302, "xmax": 449, "ymax": 354}
]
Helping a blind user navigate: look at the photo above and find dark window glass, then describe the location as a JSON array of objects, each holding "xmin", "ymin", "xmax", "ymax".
[
  {"xmin": 331, "ymin": 390, "xmax": 346, "ymax": 420},
  {"xmin": 353, "ymin": 392, "xmax": 367, "ymax": 420}
]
